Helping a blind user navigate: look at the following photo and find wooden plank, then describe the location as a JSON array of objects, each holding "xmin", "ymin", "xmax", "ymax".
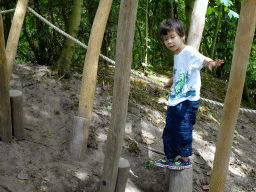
[
  {"xmin": 209, "ymin": 1, "xmax": 256, "ymax": 192},
  {"xmin": 0, "ymin": 13, "xmax": 12, "ymax": 142},
  {"xmin": 99, "ymin": 0, "xmax": 139, "ymax": 191},
  {"xmin": 6, "ymin": 0, "xmax": 29, "ymax": 83},
  {"xmin": 187, "ymin": 0, "xmax": 209, "ymax": 50}
]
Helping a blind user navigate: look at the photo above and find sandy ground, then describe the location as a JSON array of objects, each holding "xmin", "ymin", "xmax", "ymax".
[{"xmin": 0, "ymin": 63, "xmax": 255, "ymax": 192}]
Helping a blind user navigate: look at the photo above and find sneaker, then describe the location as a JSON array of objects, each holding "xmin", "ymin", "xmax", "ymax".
[
  {"xmin": 155, "ymin": 157, "xmax": 174, "ymax": 168},
  {"xmin": 168, "ymin": 158, "xmax": 192, "ymax": 170}
]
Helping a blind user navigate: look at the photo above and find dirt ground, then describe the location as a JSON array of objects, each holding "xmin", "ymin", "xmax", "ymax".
[{"xmin": 0, "ymin": 63, "xmax": 255, "ymax": 192}]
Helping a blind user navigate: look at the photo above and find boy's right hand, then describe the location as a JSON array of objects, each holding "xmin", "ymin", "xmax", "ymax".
[{"xmin": 163, "ymin": 82, "xmax": 171, "ymax": 89}]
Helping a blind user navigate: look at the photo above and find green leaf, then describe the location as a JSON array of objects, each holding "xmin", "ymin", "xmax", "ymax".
[
  {"xmin": 207, "ymin": 7, "xmax": 214, "ymax": 15},
  {"xmin": 107, "ymin": 106, "xmax": 112, "ymax": 110},
  {"xmin": 145, "ymin": 37, "xmax": 151, "ymax": 42},
  {"xmin": 144, "ymin": 161, "xmax": 151, "ymax": 168},
  {"xmin": 44, "ymin": 130, "xmax": 51, "ymax": 136},
  {"xmin": 220, "ymin": 0, "xmax": 232, "ymax": 7},
  {"xmin": 228, "ymin": 10, "xmax": 239, "ymax": 19},
  {"xmin": 234, "ymin": 130, "xmax": 238, "ymax": 135},
  {"xmin": 61, "ymin": 139, "xmax": 66, "ymax": 144}
]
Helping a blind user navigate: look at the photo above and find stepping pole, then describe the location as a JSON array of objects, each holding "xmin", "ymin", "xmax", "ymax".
[
  {"xmin": 10, "ymin": 90, "xmax": 25, "ymax": 140},
  {"xmin": 115, "ymin": 157, "xmax": 131, "ymax": 192},
  {"xmin": 166, "ymin": 168, "xmax": 193, "ymax": 192},
  {"xmin": 68, "ymin": 116, "xmax": 90, "ymax": 161}
]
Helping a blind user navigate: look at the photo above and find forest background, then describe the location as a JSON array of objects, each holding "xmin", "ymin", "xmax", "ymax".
[{"xmin": 1, "ymin": 0, "xmax": 256, "ymax": 108}]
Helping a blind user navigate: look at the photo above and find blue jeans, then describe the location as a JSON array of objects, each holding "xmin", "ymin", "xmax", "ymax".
[{"xmin": 162, "ymin": 100, "xmax": 200, "ymax": 159}]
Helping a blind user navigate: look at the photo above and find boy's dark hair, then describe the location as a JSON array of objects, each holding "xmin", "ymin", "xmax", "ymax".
[{"xmin": 159, "ymin": 18, "xmax": 185, "ymax": 37}]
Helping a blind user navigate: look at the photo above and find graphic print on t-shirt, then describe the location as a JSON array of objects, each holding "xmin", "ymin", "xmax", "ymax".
[{"xmin": 170, "ymin": 70, "xmax": 196, "ymax": 100}]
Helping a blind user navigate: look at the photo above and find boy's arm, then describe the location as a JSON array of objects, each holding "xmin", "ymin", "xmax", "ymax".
[
  {"xmin": 203, "ymin": 57, "xmax": 224, "ymax": 70},
  {"xmin": 163, "ymin": 76, "xmax": 174, "ymax": 89}
]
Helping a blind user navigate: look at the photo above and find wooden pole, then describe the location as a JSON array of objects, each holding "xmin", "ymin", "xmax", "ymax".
[
  {"xmin": 209, "ymin": 1, "xmax": 256, "ymax": 191},
  {"xmin": 78, "ymin": 0, "xmax": 113, "ymax": 120},
  {"xmin": 6, "ymin": 0, "xmax": 29, "ymax": 84},
  {"xmin": 0, "ymin": 13, "xmax": 12, "ymax": 142},
  {"xmin": 187, "ymin": 0, "xmax": 209, "ymax": 50},
  {"xmin": 115, "ymin": 158, "xmax": 131, "ymax": 192},
  {"xmin": 75, "ymin": 0, "xmax": 113, "ymax": 157},
  {"xmin": 10, "ymin": 90, "xmax": 25, "ymax": 140},
  {"xmin": 99, "ymin": 0, "xmax": 139, "ymax": 191},
  {"xmin": 166, "ymin": 168, "xmax": 193, "ymax": 192},
  {"xmin": 69, "ymin": 116, "xmax": 90, "ymax": 160}
]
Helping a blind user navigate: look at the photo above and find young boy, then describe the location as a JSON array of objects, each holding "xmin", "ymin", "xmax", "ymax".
[{"xmin": 155, "ymin": 18, "xmax": 224, "ymax": 170}]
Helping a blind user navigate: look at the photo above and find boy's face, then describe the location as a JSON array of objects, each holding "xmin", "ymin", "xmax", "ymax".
[{"xmin": 163, "ymin": 31, "xmax": 185, "ymax": 54}]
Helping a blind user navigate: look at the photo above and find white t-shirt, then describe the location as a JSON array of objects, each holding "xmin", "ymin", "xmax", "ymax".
[{"xmin": 168, "ymin": 46, "xmax": 205, "ymax": 106}]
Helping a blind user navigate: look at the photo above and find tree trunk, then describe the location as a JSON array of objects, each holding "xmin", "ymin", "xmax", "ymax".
[
  {"xmin": 144, "ymin": 0, "xmax": 149, "ymax": 71},
  {"xmin": 210, "ymin": 4, "xmax": 222, "ymax": 59},
  {"xmin": 187, "ymin": 0, "xmax": 209, "ymax": 50},
  {"xmin": 242, "ymin": 81, "xmax": 251, "ymax": 103},
  {"xmin": 209, "ymin": 1, "xmax": 256, "ymax": 191},
  {"xmin": 57, "ymin": 0, "xmax": 83, "ymax": 77},
  {"xmin": 185, "ymin": 0, "xmax": 195, "ymax": 38},
  {"xmin": 165, "ymin": 0, "xmax": 175, "ymax": 67},
  {"xmin": 2, "ymin": 2, "xmax": 12, "ymax": 44}
]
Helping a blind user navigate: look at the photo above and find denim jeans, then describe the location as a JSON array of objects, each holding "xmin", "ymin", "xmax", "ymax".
[{"xmin": 162, "ymin": 99, "xmax": 200, "ymax": 159}]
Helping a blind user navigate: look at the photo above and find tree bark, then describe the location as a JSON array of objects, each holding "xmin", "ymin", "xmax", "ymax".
[
  {"xmin": 57, "ymin": 0, "xmax": 83, "ymax": 77},
  {"xmin": 187, "ymin": 0, "xmax": 209, "ymax": 50},
  {"xmin": 185, "ymin": 0, "xmax": 195, "ymax": 38},
  {"xmin": 209, "ymin": 1, "xmax": 256, "ymax": 191}
]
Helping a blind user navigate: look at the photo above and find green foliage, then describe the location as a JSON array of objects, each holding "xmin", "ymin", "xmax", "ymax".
[{"xmin": 1, "ymin": 0, "xmax": 255, "ymax": 104}]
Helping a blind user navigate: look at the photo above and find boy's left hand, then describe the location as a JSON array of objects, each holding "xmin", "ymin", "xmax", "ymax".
[{"xmin": 207, "ymin": 59, "xmax": 224, "ymax": 70}]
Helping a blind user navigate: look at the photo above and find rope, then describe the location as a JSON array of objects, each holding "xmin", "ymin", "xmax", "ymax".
[
  {"xmin": 2, "ymin": 8, "xmax": 256, "ymax": 114},
  {"xmin": 1, "ymin": 9, "xmax": 16, "ymax": 14}
]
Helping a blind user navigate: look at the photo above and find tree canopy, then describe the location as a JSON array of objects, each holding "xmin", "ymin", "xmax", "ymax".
[{"xmin": 1, "ymin": 0, "xmax": 255, "ymax": 105}]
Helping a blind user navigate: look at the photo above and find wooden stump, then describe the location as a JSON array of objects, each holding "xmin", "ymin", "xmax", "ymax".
[
  {"xmin": 68, "ymin": 116, "xmax": 90, "ymax": 161},
  {"xmin": 10, "ymin": 90, "xmax": 25, "ymax": 140},
  {"xmin": 166, "ymin": 168, "xmax": 193, "ymax": 192},
  {"xmin": 115, "ymin": 158, "xmax": 131, "ymax": 192}
]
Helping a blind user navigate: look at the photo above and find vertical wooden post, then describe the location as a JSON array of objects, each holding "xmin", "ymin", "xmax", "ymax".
[
  {"xmin": 69, "ymin": 116, "xmax": 90, "ymax": 160},
  {"xmin": 78, "ymin": 0, "xmax": 113, "ymax": 120},
  {"xmin": 74, "ymin": 0, "xmax": 112, "ymax": 158},
  {"xmin": 166, "ymin": 169, "xmax": 193, "ymax": 192},
  {"xmin": 0, "ymin": 13, "xmax": 12, "ymax": 143},
  {"xmin": 6, "ymin": 0, "xmax": 29, "ymax": 83},
  {"xmin": 10, "ymin": 90, "xmax": 25, "ymax": 140},
  {"xmin": 99, "ymin": 0, "xmax": 139, "ymax": 191},
  {"xmin": 187, "ymin": 0, "xmax": 209, "ymax": 50},
  {"xmin": 115, "ymin": 158, "xmax": 131, "ymax": 192},
  {"xmin": 209, "ymin": 1, "xmax": 256, "ymax": 191}
]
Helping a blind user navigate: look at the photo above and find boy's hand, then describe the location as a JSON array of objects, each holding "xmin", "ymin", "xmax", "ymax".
[
  {"xmin": 163, "ymin": 77, "xmax": 174, "ymax": 89},
  {"xmin": 204, "ymin": 58, "xmax": 224, "ymax": 70},
  {"xmin": 163, "ymin": 82, "xmax": 171, "ymax": 89}
]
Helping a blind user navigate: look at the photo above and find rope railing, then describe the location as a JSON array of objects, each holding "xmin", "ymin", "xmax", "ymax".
[{"xmin": 1, "ymin": 8, "xmax": 256, "ymax": 114}]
